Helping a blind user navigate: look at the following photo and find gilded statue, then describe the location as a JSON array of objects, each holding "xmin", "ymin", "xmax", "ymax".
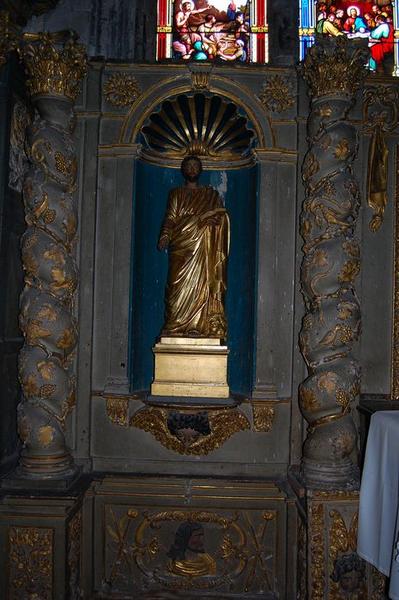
[{"xmin": 158, "ymin": 156, "xmax": 229, "ymax": 338}]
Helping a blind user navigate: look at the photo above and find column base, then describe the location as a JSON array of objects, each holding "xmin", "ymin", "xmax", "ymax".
[
  {"xmin": 1, "ymin": 463, "xmax": 81, "ymax": 490},
  {"xmin": 301, "ymin": 457, "xmax": 360, "ymax": 491}
]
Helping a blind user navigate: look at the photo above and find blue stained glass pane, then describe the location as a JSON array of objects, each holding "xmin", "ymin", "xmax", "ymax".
[{"xmin": 302, "ymin": 0, "xmax": 309, "ymax": 28}]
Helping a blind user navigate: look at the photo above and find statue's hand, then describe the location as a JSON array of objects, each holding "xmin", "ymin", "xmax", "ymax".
[{"xmin": 158, "ymin": 235, "xmax": 169, "ymax": 251}]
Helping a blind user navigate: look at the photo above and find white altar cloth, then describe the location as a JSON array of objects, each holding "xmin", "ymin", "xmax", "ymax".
[{"xmin": 357, "ymin": 411, "xmax": 399, "ymax": 600}]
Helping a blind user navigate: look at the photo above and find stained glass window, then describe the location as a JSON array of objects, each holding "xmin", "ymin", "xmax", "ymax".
[
  {"xmin": 299, "ymin": 1, "xmax": 399, "ymax": 76},
  {"xmin": 157, "ymin": 0, "xmax": 269, "ymax": 63}
]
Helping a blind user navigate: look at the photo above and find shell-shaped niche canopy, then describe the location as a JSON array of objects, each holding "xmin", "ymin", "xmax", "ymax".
[{"xmin": 140, "ymin": 93, "xmax": 256, "ymax": 168}]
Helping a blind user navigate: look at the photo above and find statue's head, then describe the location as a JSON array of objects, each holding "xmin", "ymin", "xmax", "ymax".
[{"xmin": 181, "ymin": 155, "xmax": 202, "ymax": 183}]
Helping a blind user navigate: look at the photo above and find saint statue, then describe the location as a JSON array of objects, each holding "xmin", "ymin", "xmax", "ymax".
[{"xmin": 158, "ymin": 156, "xmax": 229, "ymax": 338}]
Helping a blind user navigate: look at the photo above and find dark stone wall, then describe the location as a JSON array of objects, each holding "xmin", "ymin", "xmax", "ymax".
[
  {"xmin": 26, "ymin": 0, "xmax": 157, "ymax": 61},
  {"xmin": 0, "ymin": 58, "xmax": 26, "ymax": 474}
]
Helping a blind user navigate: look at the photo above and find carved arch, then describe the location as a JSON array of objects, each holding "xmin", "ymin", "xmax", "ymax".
[{"xmin": 119, "ymin": 73, "xmax": 273, "ymax": 149}]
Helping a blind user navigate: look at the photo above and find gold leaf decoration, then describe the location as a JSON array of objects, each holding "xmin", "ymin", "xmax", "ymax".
[
  {"xmin": 258, "ymin": 75, "xmax": 295, "ymax": 113},
  {"xmin": 131, "ymin": 406, "xmax": 249, "ymax": 455},
  {"xmin": 252, "ymin": 404, "xmax": 275, "ymax": 432},
  {"xmin": 300, "ymin": 387, "xmax": 320, "ymax": 412},
  {"xmin": 9, "ymin": 526, "xmax": 53, "ymax": 599},
  {"xmin": 20, "ymin": 31, "xmax": 87, "ymax": 100},
  {"xmin": 103, "ymin": 72, "xmax": 142, "ymax": 107},
  {"xmin": 106, "ymin": 397, "xmax": 129, "ymax": 427}
]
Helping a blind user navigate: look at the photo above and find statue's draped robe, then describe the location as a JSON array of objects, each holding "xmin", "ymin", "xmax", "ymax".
[{"xmin": 160, "ymin": 185, "xmax": 229, "ymax": 337}]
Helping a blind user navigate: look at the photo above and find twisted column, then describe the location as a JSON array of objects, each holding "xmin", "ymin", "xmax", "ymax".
[
  {"xmin": 299, "ymin": 37, "xmax": 368, "ymax": 489},
  {"xmin": 16, "ymin": 33, "xmax": 87, "ymax": 478}
]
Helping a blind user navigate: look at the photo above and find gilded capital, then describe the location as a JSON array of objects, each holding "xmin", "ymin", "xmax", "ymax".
[
  {"xmin": 19, "ymin": 31, "xmax": 87, "ymax": 101},
  {"xmin": 301, "ymin": 36, "xmax": 368, "ymax": 98}
]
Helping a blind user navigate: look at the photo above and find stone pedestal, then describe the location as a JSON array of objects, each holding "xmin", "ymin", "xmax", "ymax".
[
  {"xmin": 0, "ymin": 476, "xmax": 90, "ymax": 599},
  {"xmin": 151, "ymin": 337, "xmax": 230, "ymax": 398}
]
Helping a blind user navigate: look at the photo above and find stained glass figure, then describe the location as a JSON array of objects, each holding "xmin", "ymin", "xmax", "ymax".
[
  {"xmin": 157, "ymin": 0, "xmax": 269, "ymax": 63},
  {"xmin": 299, "ymin": 1, "xmax": 399, "ymax": 76}
]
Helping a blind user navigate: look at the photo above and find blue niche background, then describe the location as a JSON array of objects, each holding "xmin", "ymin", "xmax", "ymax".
[{"xmin": 129, "ymin": 160, "xmax": 257, "ymax": 395}]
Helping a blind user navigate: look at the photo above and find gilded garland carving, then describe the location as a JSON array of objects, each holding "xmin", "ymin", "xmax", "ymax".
[
  {"xmin": 258, "ymin": 74, "xmax": 295, "ymax": 113},
  {"xmin": 309, "ymin": 503, "xmax": 325, "ymax": 599},
  {"xmin": 103, "ymin": 72, "xmax": 142, "ymax": 107},
  {"xmin": 363, "ymin": 86, "xmax": 399, "ymax": 232},
  {"xmin": 8, "ymin": 526, "xmax": 53, "ymax": 599},
  {"xmin": 252, "ymin": 404, "xmax": 275, "ymax": 432},
  {"xmin": 131, "ymin": 406, "xmax": 250, "ymax": 455},
  {"xmin": 16, "ymin": 33, "xmax": 87, "ymax": 476},
  {"xmin": 299, "ymin": 38, "xmax": 368, "ymax": 489},
  {"xmin": 105, "ymin": 507, "xmax": 277, "ymax": 594}
]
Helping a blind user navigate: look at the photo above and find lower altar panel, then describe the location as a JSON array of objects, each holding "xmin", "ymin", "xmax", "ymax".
[{"xmin": 84, "ymin": 476, "xmax": 298, "ymax": 599}]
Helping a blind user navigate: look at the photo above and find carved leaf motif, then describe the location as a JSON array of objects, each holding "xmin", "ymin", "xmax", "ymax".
[
  {"xmin": 334, "ymin": 139, "xmax": 351, "ymax": 160},
  {"xmin": 103, "ymin": 73, "xmax": 142, "ymax": 107}
]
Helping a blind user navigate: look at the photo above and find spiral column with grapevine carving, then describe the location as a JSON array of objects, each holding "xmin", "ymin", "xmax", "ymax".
[
  {"xmin": 299, "ymin": 37, "xmax": 368, "ymax": 489},
  {"xmin": 16, "ymin": 33, "xmax": 87, "ymax": 478}
]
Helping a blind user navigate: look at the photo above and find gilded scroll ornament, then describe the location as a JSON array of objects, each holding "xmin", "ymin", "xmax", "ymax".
[
  {"xmin": 299, "ymin": 38, "xmax": 367, "ymax": 489},
  {"xmin": 16, "ymin": 32, "xmax": 87, "ymax": 478},
  {"xmin": 364, "ymin": 86, "xmax": 399, "ymax": 232},
  {"xmin": 103, "ymin": 72, "xmax": 142, "ymax": 107},
  {"xmin": 105, "ymin": 506, "xmax": 276, "ymax": 594},
  {"xmin": 9, "ymin": 526, "xmax": 53, "ymax": 599},
  {"xmin": 258, "ymin": 74, "xmax": 295, "ymax": 113},
  {"xmin": 252, "ymin": 404, "xmax": 275, "ymax": 432},
  {"xmin": 131, "ymin": 406, "xmax": 249, "ymax": 455}
]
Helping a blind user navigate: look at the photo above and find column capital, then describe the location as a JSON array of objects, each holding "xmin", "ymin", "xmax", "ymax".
[
  {"xmin": 301, "ymin": 36, "xmax": 368, "ymax": 99},
  {"xmin": 19, "ymin": 31, "xmax": 87, "ymax": 101}
]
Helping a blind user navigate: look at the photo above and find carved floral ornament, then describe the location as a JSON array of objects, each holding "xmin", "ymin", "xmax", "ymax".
[
  {"xmin": 258, "ymin": 74, "xmax": 295, "ymax": 113},
  {"xmin": 103, "ymin": 72, "xmax": 142, "ymax": 107}
]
